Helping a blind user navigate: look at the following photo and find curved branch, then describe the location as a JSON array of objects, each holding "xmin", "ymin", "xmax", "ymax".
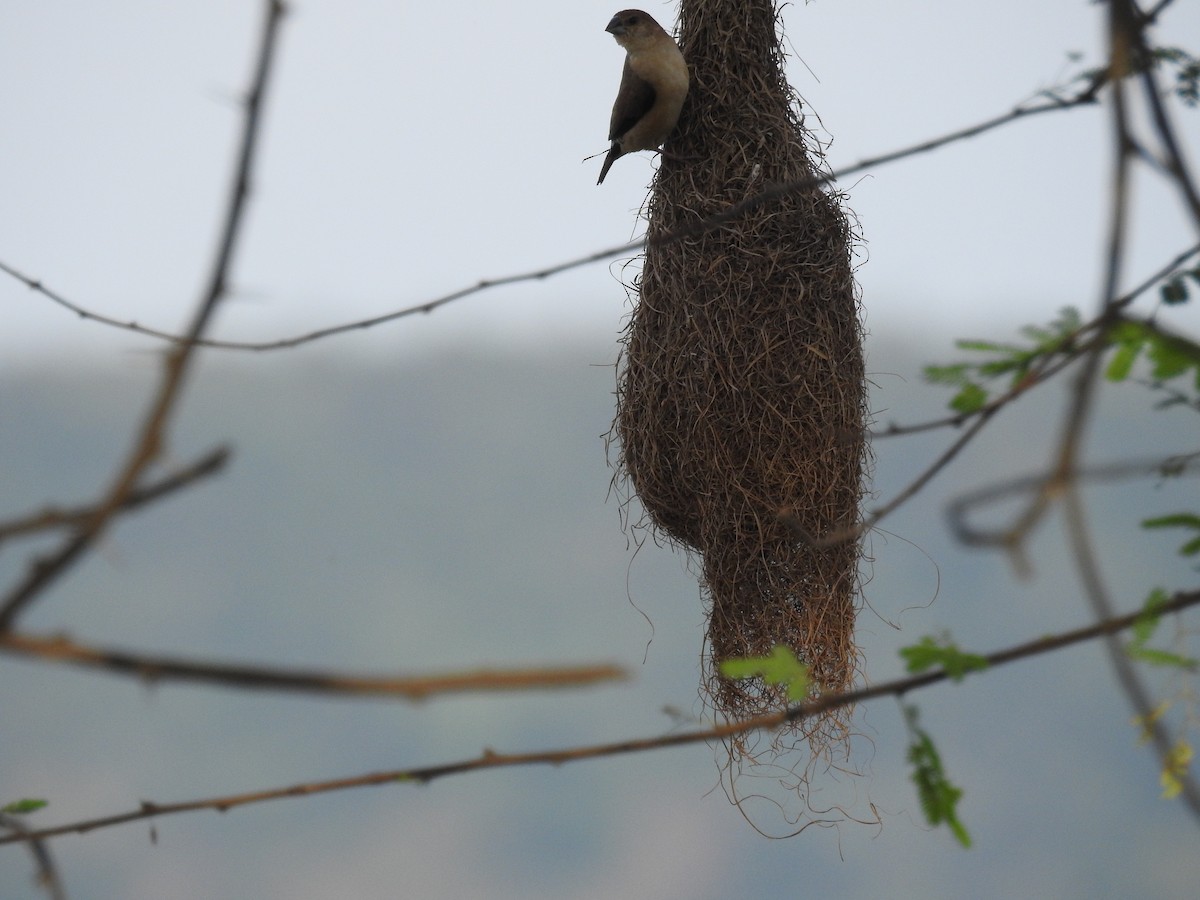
[{"xmin": 947, "ymin": 454, "xmax": 1200, "ymax": 546}]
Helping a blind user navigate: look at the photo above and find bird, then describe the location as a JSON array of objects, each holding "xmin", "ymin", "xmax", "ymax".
[{"xmin": 597, "ymin": 9, "xmax": 689, "ymax": 185}]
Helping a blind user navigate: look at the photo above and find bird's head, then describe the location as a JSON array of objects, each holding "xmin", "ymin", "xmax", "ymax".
[{"xmin": 605, "ymin": 9, "xmax": 665, "ymax": 48}]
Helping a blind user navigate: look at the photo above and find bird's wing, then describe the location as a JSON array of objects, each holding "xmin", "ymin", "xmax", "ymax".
[{"xmin": 608, "ymin": 59, "xmax": 658, "ymax": 141}]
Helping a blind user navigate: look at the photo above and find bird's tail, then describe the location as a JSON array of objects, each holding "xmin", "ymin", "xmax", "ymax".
[{"xmin": 596, "ymin": 143, "xmax": 621, "ymax": 185}]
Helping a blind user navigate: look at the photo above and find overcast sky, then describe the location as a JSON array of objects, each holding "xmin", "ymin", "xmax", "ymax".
[{"xmin": 3, "ymin": 0, "xmax": 1198, "ymax": 366}]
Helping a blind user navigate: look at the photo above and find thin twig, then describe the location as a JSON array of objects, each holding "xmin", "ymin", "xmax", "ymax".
[
  {"xmin": 0, "ymin": 71, "xmax": 1105, "ymax": 353},
  {"xmin": 1128, "ymin": 2, "xmax": 1200, "ymax": 234},
  {"xmin": 3, "ymin": 588, "xmax": 1196, "ymax": 847},
  {"xmin": 1143, "ymin": 0, "xmax": 1181, "ymax": 22},
  {"xmin": 0, "ymin": 447, "xmax": 230, "ymax": 544},
  {"xmin": 0, "ymin": 814, "xmax": 66, "ymax": 900},
  {"xmin": 0, "ymin": 631, "xmax": 626, "ymax": 699}
]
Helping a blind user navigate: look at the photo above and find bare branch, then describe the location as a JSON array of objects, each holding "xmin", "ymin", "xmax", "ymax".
[
  {"xmin": 0, "ymin": 631, "xmax": 626, "ymax": 699},
  {"xmin": 0, "ymin": 447, "xmax": 230, "ymax": 545},
  {"xmin": 0, "ymin": 814, "xmax": 65, "ymax": 900}
]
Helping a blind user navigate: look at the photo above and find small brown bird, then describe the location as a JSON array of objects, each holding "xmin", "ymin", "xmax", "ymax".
[{"xmin": 597, "ymin": 9, "xmax": 689, "ymax": 185}]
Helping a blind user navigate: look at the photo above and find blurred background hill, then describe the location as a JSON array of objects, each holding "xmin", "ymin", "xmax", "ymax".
[{"xmin": 3, "ymin": 330, "xmax": 1197, "ymax": 898}]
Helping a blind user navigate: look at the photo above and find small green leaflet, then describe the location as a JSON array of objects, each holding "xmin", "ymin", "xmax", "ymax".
[
  {"xmin": 1126, "ymin": 588, "xmax": 1198, "ymax": 670},
  {"xmin": 1105, "ymin": 319, "xmax": 1200, "ymax": 385},
  {"xmin": 904, "ymin": 704, "xmax": 971, "ymax": 847},
  {"xmin": 900, "ymin": 634, "xmax": 989, "ymax": 682},
  {"xmin": 1, "ymin": 798, "xmax": 48, "ymax": 815},
  {"xmin": 950, "ymin": 383, "xmax": 988, "ymax": 415},
  {"xmin": 924, "ymin": 307, "xmax": 1083, "ymax": 412},
  {"xmin": 1142, "ymin": 513, "xmax": 1200, "ymax": 558},
  {"xmin": 719, "ymin": 645, "xmax": 810, "ymax": 702}
]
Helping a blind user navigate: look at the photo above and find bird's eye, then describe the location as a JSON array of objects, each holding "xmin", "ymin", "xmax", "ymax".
[{"xmin": 625, "ymin": 15, "xmax": 638, "ymax": 24}]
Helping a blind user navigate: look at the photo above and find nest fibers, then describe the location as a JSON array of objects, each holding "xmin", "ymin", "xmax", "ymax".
[{"xmin": 613, "ymin": 0, "xmax": 869, "ymax": 748}]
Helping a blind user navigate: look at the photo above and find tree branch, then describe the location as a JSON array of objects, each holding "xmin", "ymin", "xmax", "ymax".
[
  {"xmin": 0, "ymin": 631, "xmax": 626, "ymax": 699},
  {"xmin": 4, "ymin": 588, "xmax": 1196, "ymax": 847},
  {"xmin": 0, "ymin": 814, "xmax": 65, "ymax": 900},
  {"xmin": 0, "ymin": 447, "xmax": 230, "ymax": 545}
]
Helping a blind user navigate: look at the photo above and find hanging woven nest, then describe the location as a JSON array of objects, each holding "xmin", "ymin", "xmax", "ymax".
[{"xmin": 613, "ymin": 0, "xmax": 869, "ymax": 749}]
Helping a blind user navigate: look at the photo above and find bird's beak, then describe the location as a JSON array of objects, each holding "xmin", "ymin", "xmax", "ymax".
[{"xmin": 605, "ymin": 16, "xmax": 626, "ymax": 36}]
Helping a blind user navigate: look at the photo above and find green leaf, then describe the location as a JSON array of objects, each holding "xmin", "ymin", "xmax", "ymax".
[
  {"xmin": 1142, "ymin": 514, "xmax": 1200, "ymax": 557},
  {"xmin": 1105, "ymin": 340, "xmax": 1142, "ymax": 382},
  {"xmin": 1142, "ymin": 513, "xmax": 1200, "ymax": 530},
  {"xmin": 1153, "ymin": 46, "xmax": 1200, "ymax": 106},
  {"xmin": 1130, "ymin": 588, "xmax": 1170, "ymax": 645},
  {"xmin": 977, "ymin": 356, "xmax": 1028, "ymax": 378},
  {"xmin": 922, "ymin": 363, "xmax": 971, "ymax": 386},
  {"xmin": 950, "ymin": 383, "xmax": 989, "ymax": 414},
  {"xmin": 927, "ymin": 309, "xmax": 1086, "ymax": 412},
  {"xmin": 1127, "ymin": 645, "xmax": 1198, "ymax": 670},
  {"xmin": 1161, "ymin": 741, "xmax": 1194, "ymax": 799},
  {"xmin": 1126, "ymin": 589, "xmax": 1195, "ymax": 669},
  {"xmin": 904, "ymin": 705, "xmax": 971, "ymax": 847},
  {"xmin": 1147, "ymin": 340, "xmax": 1194, "ymax": 380},
  {"xmin": 900, "ymin": 635, "xmax": 989, "ymax": 682},
  {"xmin": 954, "ymin": 339, "xmax": 1019, "ymax": 354},
  {"xmin": 720, "ymin": 645, "xmax": 810, "ymax": 702},
  {"xmin": 1054, "ymin": 306, "xmax": 1083, "ymax": 332},
  {"xmin": 1, "ymin": 798, "xmax": 48, "ymax": 815}
]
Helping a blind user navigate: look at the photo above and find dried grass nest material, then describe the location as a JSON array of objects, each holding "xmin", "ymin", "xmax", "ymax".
[{"xmin": 612, "ymin": 0, "xmax": 869, "ymax": 744}]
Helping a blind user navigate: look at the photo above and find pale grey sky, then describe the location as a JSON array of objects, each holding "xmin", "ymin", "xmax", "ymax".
[{"xmin": 3, "ymin": 1, "xmax": 1197, "ymax": 364}]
